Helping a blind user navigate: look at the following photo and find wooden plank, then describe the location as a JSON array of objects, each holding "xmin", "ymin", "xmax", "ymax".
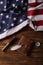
[{"xmin": 0, "ymin": 26, "xmax": 43, "ymax": 65}]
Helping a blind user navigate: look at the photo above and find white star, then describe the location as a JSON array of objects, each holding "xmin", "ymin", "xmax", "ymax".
[
  {"xmin": 4, "ymin": 29, "xmax": 6, "ymax": 31},
  {"xmin": 13, "ymin": 17, "xmax": 16, "ymax": 21},
  {"xmin": 0, "ymin": 13, "xmax": 3, "ymax": 16},
  {"xmin": 21, "ymin": 0, "xmax": 23, "ymax": 3},
  {"xmin": 2, "ymin": 21, "xmax": 5, "ymax": 24},
  {"xmin": 16, "ymin": 0, "xmax": 19, "ymax": 2},
  {"xmin": 0, "ymin": 1, "xmax": 3, "ymax": 4},
  {"xmin": 12, "ymin": 4, "xmax": 15, "ymax": 7},
  {"xmin": 20, "ymin": 19, "xmax": 23, "ymax": 22},
  {"xmin": 11, "ymin": 23, "xmax": 14, "ymax": 27},
  {"xmin": 15, "ymin": 6, "xmax": 17, "ymax": 8},
  {"xmin": 4, "ymin": 6, "xmax": 6, "ymax": 9},
  {"xmin": 6, "ymin": 15, "xmax": 9, "ymax": 19}
]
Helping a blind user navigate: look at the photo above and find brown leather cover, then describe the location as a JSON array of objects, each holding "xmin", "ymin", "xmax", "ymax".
[{"xmin": 17, "ymin": 36, "xmax": 34, "ymax": 55}]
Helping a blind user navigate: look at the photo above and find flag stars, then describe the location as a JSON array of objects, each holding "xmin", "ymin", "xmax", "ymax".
[
  {"xmin": 12, "ymin": 3, "xmax": 15, "ymax": 7},
  {"xmin": 0, "ymin": 13, "xmax": 3, "ymax": 16},
  {"xmin": 15, "ymin": 6, "xmax": 17, "ymax": 8},
  {"xmin": 2, "ymin": 21, "xmax": 5, "ymax": 24},
  {"xmin": 0, "ymin": 0, "xmax": 27, "ymax": 34},
  {"xmin": 20, "ymin": 19, "xmax": 23, "ymax": 22},
  {"xmin": 6, "ymin": 15, "xmax": 9, "ymax": 19},
  {"xmin": 16, "ymin": 0, "xmax": 19, "ymax": 2},
  {"xmin": 13, "ymin": 17, "xmax": 16, "ymax": 21},
  {"xmin": 0, "ymin": 1, "xmax": 3, "ymax": 5},
  {"xmin": 4, "ymin": 29, "xmax": 7, "ymax": 32},
  {"xmin": 4, "ymin": 6, "xmax": 6, "ymax": 9},
  {"xmin": 11, "ymin": 23, "xmax": 14, "ymax": 27},
  {"xmin": 21, "ymin": 0, "xmax": 23, "ymax": 3}
]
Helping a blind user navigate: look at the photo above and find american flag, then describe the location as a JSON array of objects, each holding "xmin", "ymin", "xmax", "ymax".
[
  {"xmin": 0, "ymin": 0, "xmax": 28, "ymax": 39},
  {"xmin": 0, "ymin": 0, "xmax": 43, "ymax": 40},
  {"xmin": 27, "ymin": 0, "xmax": 43, "ymax": 31}
]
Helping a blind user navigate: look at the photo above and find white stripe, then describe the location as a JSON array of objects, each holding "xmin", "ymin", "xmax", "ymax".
[
  {"xmin": 28, "ymin": 4, "xmax": 43, "ymax": 10},
  {"xmin": 0, "ymin": 20, "xmax": 28, "ymax": 40},
  {"xmin": 37, "ymin": 26, "xmax": 43, "ymax": 31},
  {"xmin": 28, "ymin": 3, "xmax": 43, "ymax": 10},
  {"xmin": 32, "ymin": 15, "xmax": 43, "ymax": 21},
  {"xmin": 38, "ymin": 5, "xmax": 43, "ymax": 9},
  {"xmin": 28, "ymin": 0, "xmax": 36, "ymax": 3},
  {"xmin": 37, "ymin": 0, "xmax": 43, "ymax": 2},
  {"xmin": 28, "ymin": 0, "xmax": 43, "ymax": 3},
  {"xmin": 28, "ymin": 15, "xmax": 43, "ymax": 21}
]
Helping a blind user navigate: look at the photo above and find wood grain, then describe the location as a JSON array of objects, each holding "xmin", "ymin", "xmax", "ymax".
[{"xmin": 0, "ymin": 26, "xmax": 43, "ymax": 65}]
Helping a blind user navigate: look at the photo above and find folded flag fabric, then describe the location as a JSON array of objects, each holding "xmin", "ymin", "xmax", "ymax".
[
  {"xmin": 27, "ymin": 0, "xmax": 43, "ymax": 31},
  {"xmin": 0, "ymin": 0, "xmax": 43, "ymax": 40},
  {"xmin": 0, "ymin": 0, "xmax": 28, "ymax": 39}
]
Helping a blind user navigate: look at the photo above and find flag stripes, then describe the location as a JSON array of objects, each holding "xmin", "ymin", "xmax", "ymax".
[{"xmin": 27, "ymin": 0, "xmax": 43, "ymax": 31}]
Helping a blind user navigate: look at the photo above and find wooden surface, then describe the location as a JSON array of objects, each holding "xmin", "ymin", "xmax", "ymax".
[{"xmin": 0, "ymin": 26, "xmax": 43, "ymax": 65}]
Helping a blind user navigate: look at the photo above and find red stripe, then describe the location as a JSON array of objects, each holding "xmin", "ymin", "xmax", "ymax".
[
  {"xmin": 33, "ymin": 20, "xmax": 43, "ymax": 26},
  {"xmin": 28, "ymin": 2, "xmax": 43, "ymax": 7},
  {"xmin": 27, "ymin": 9, "xmax": 43, "ymax": 16}
]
